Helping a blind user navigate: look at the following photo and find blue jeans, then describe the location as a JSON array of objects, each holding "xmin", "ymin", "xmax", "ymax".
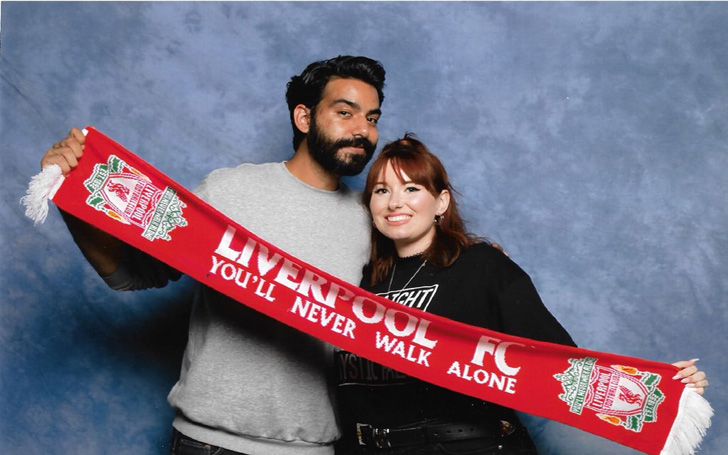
[{"xmin": 169, "ymin": 429, "xmax": 251, "ymax": 455}]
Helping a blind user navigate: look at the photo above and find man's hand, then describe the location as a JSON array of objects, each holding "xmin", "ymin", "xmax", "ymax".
[
  {"xmin": 41, "ymin": 127, "xmax": 124, "ymax": 277},
  {"xmin": 41, "ymin": 127, "xmax": 85, "ymax": 174}
]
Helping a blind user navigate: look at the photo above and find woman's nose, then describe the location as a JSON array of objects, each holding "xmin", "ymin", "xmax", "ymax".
[{"xmin": 388, "ymin": 193, "xmax": 403, "ymax": 209}]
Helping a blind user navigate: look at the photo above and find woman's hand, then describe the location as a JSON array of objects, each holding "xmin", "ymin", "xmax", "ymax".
[{"xmin": 672, "ymin": 359, "xmax": 708, "ymax": 395}]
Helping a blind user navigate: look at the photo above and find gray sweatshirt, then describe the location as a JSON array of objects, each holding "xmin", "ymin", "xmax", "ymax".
[{"xmin": 105, "ymin": 162, "xmax": 370, "ymax": 454}]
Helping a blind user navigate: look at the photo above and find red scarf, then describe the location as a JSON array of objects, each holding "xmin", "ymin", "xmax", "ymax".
[{"xmin": 23, "ymin": 127, "xmax": 711, "ymax": 454}]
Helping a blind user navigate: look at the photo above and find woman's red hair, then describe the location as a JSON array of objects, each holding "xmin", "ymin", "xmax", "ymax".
[{"xmin": 362, "ymin": 133, "xmax": 483, "ymax": 285}]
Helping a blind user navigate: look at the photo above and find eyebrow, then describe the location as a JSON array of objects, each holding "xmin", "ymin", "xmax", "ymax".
[
  {"xmin": 331, "ymin": 98, "xmax": 382, "ymax": 117},
  {"xmin": 374, "ymin": 179, "xmax": 415, "ymax": 186}
]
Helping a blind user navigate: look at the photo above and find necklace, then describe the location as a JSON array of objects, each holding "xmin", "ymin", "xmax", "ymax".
[{"xmin": 387, "ymin": 259, "xmax": 427, "ymax": 293}]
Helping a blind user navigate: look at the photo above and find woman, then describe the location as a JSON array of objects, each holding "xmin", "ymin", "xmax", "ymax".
[{"xmin": 334, "ymin": 134, "xmax": 708, "ymax": 455}]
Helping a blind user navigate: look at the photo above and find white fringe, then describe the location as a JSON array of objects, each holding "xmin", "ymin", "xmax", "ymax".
[
  {"xmin": 661, "ymin": 388, "xmax": 714, "ymax": 454},
  {"xmin": 20, "ymin": 164, "xmax": 65, "ymax": 225}
]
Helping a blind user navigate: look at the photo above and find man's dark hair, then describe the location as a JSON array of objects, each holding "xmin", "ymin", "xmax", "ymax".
[{"xmin": 286, "ymin": 56, "xmax": 386, "ymax": 150}]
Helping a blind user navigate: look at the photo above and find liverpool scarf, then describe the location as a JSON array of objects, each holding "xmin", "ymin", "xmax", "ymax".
[{"xmin": 23, "ymin": 127, "xmax": 712, "ymax": 454}]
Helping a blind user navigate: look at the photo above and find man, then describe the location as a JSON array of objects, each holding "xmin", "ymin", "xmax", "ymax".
[{"xmin": 41, "ymin": 56, "xmax": 386, "ymax": 455}]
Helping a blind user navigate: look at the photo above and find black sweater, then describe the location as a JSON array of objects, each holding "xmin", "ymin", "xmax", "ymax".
[{"xmin": 335, "ymin": 243, "xmax": 575, "ymax": 445}]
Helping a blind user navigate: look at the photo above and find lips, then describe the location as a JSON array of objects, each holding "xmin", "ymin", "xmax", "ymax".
[
  {"xmin": 343, "ymin": 145, "xmax": 366, "ymax": 154},
  {"xmin": 386, "ymin": 214, "xmax": 411, "ymax": 223}
]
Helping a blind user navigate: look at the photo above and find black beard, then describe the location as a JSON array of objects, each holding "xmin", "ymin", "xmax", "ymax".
[{"xmin": 307, "ymin": 116, "xmax": 376, "ymax": 177}]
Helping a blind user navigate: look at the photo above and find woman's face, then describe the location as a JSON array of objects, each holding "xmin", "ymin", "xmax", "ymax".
[{"xmin": 369, "ymin": 160, "xmax": 450, "ymax": 257}]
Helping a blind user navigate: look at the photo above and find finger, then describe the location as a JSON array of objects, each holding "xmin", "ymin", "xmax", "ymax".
[
  {"xmin": 684, "ymin": 373, "xmax": 708, "ymax": 396},
  {"xmin": 41, "ymin": 147, "xmax": 79, "ymax": 174},
  {"xmin": 672, "ymin": 365, "xmax": 697, "ymax": 380},
  {"xmin": 687, "ymin": 381, "xmax": 707, "ymax": 395},
  {"xmin": 68, "ymin": 127, "xmax": 86, "ymax": 148},
  {"xmin": 689, "ymin": 378, "xmax": 709, "ymax": 389},
  {"xmin": 671, "ymin": 358, "xmax": 698, "ymax": 373},
  {"xmin": 682, "ymin": 371, "xmax": 706, "ymax": 384},
  {"xmin": 59, "ymin": 147, "xmax": 80, "ymax": 168},
  {"xmin": 58, "ymin": 135, "xmax": 84, "ymax": 159},
  {"xmin": 671, "ymin": 358, "xmax": 698, "ymax": 368},
  {"xmin": 41, "ymin": 151, "xmax": 71, "ymax": 174}
]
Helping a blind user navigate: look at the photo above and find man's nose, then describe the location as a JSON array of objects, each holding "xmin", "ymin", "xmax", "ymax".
[{"xmin": 351, "ymin": 114, "xmax": 370, "ymax": 138}]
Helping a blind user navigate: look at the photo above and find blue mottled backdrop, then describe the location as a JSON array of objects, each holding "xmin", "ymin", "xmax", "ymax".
[{"xmin": 1, "ymin": 2, "xmax": 725, "ymax": 454}]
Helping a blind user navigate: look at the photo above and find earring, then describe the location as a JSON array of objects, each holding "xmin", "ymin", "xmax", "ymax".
[{"xmin": 434, "ymin": 214, "xmax": 443, "ymax": 225}]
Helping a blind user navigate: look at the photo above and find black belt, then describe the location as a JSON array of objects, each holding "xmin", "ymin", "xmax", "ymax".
[{"xmin": 355, "ymin": 420, "xmax": 515, "ymax": 449}]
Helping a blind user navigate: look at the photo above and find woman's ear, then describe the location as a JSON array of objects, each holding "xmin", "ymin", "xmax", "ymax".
[
  {"xmin": 293, "ymin": 104, "xmax": 311, "ymax": 135},
  {"xmin": 437, "ymin": 190, "xmax": 451, "ymax": 216}
]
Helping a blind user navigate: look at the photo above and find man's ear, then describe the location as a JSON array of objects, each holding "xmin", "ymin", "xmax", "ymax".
[{"xmin": 293, "ymin": 104, "xmax": 311, "ymax": 134}]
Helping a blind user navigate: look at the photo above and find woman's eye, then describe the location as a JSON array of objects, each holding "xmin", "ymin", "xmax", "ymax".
[
  {"xmin": 405, "ymin": 186, "xmax": 420, "ymax": 193},
  {"xmin": 374, "ymin": 188, "xmax": 388, "ymax": 194}
]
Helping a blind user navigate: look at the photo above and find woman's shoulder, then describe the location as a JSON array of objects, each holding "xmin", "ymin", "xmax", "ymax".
[
  {"xmin": 459, "ymin": 241, "xmax": 529, "ymax": 280},
  {"xmin": 461, "ymin": 241, "xmax": 509, "ymax": 262}
]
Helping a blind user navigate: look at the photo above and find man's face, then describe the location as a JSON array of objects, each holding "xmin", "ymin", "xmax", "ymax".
[{"xmin": 306, "ymin": 78, "xmax": 381, "ymax": 176}]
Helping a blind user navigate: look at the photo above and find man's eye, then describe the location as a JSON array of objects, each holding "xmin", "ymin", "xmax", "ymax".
[
  {"xmin": 339, "ymin": 111, "xmax": 352, "ymax": 117},
  {"xmin": 367, "ymin": 117, "xmax": 379, "ymax": 125}
]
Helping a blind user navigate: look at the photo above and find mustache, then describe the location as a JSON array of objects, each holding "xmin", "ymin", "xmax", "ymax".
[{"xmin": 333, "ymin": 136, "xmax": 375, "ymax": 154}]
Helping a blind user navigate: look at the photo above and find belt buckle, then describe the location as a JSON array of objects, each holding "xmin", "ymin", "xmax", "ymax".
[
  {"xmin": 373, "ymin": 427, "xmax": 391, "ymax": 449},
  {"xmin": 356, "ymin": 423, "xmax": 391, "ymax": 449},
  {"xmin": 355, "ymin": 423, "xmax": 367, "ymax": 446}
]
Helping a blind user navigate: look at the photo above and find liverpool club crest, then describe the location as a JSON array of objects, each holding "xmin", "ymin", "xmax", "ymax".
[
  {"xmin": 84, "ymin": 155, "xmax": 187, "ymax": 241},
  {"xmin": 554, "ymin": 357, "xmax": 665, "ymax": 432}
]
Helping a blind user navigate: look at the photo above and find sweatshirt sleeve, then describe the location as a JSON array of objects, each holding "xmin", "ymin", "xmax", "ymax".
[
  {"xmin": 476, "ymin": 245, "xmax": 576, "ymax": 347},
  {"xmin": 102, "ymin": 245, "xmax": 182, "ymax": 291}
]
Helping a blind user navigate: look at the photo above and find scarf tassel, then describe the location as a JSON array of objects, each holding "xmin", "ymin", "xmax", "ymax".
[
  {"xmin": 21, "ymin": 164, "xmax": 65, "ymax": 225},
  {"xmin": 661, "ymin": 388, "xmax": 714, "ymax": 455},
  {"xmin": 21, "ymin": 129, "xmax": 86, "ymax": 225}
]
